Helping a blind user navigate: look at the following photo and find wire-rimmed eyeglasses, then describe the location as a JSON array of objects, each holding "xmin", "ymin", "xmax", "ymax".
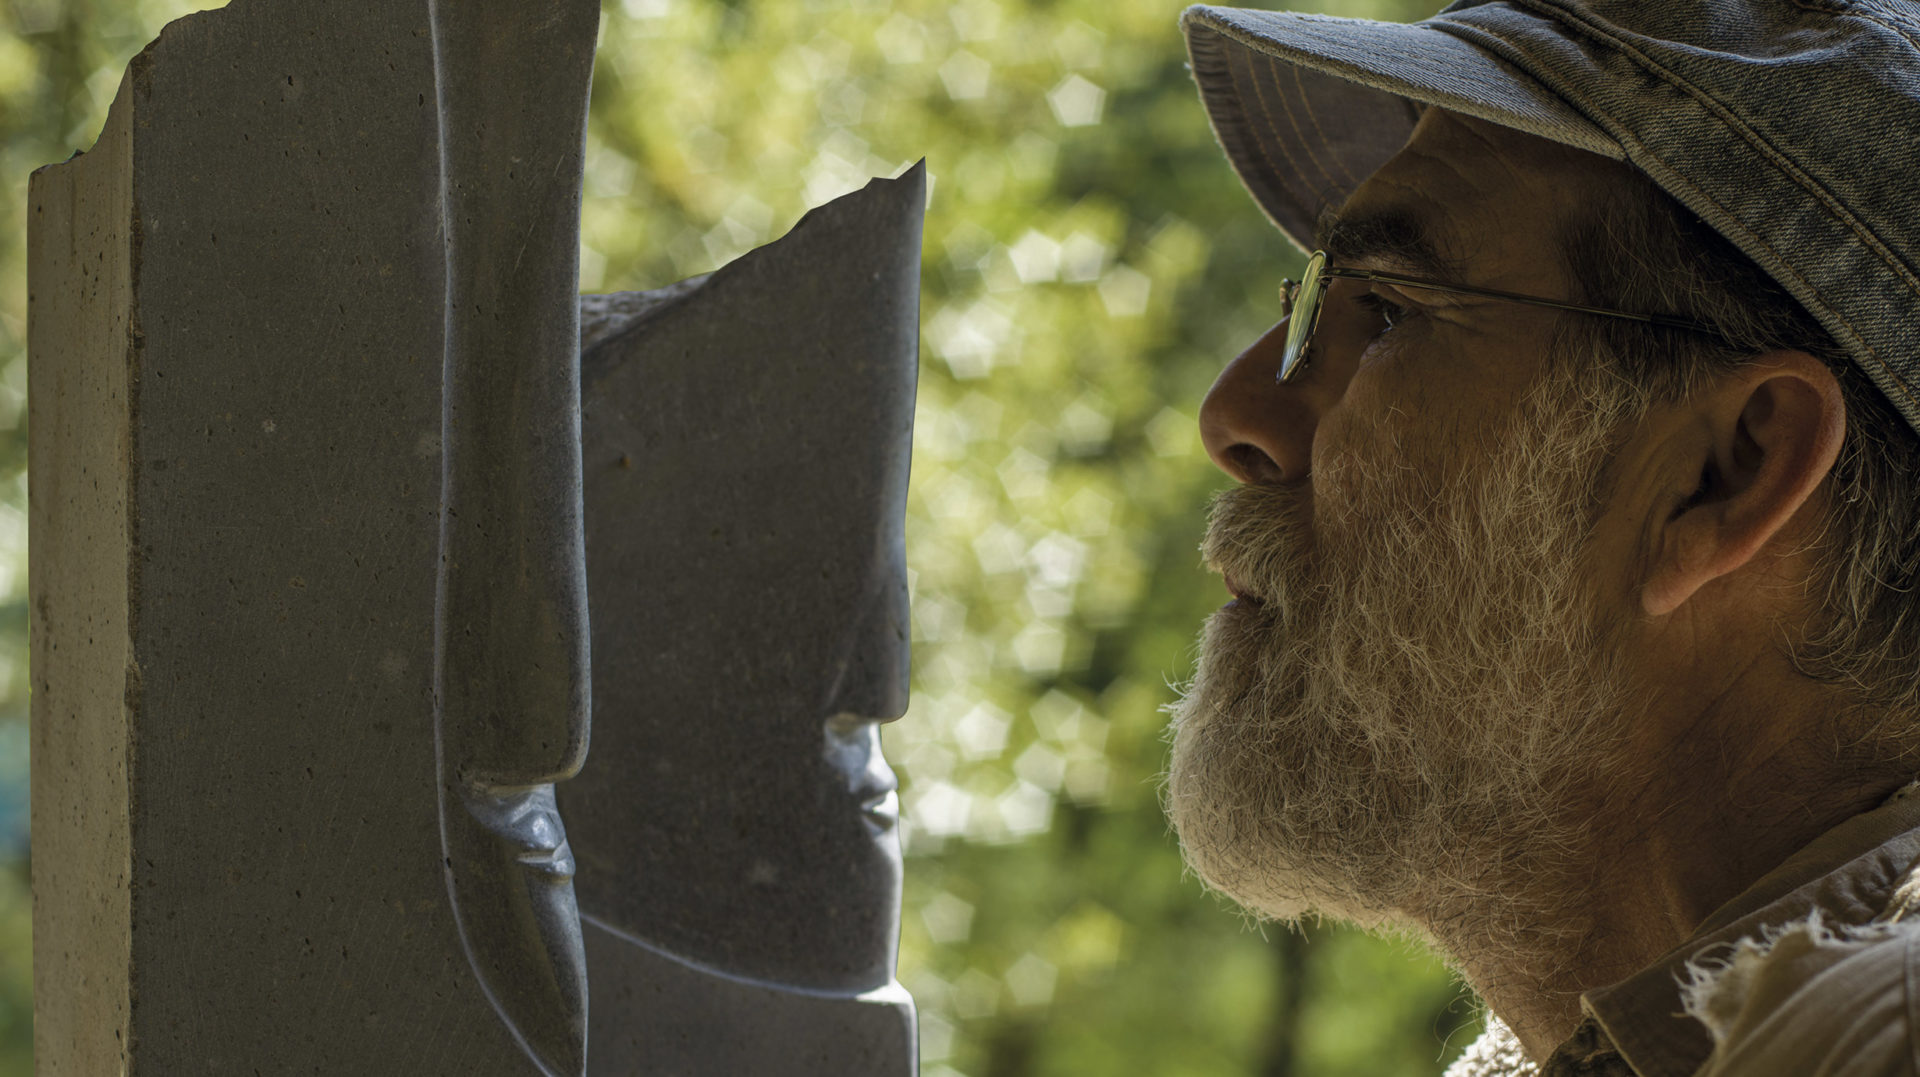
[{"xmin": 1276, "ymin": 249, "xmax": 1722, "ymax": 384}]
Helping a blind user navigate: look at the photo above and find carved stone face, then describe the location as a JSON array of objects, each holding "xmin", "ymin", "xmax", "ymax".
[
  {"xmin": 561, "ymin": 171, "xmax": 922, "ymax": 993},
  {"xmin": 426, "ymin": 2, "xmax": 601, "ymax": 1070}
]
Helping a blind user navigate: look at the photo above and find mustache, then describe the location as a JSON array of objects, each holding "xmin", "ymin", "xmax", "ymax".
[{"xmin": 1201, "ymin": 482, "xmax": 1316, "ymax": 609}]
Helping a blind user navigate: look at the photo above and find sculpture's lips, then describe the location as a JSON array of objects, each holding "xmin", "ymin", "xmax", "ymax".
[
  {"xmin": 860, "ymin": 789, "xmax": 900, "ymax": 831},
  {"xmin": 855, "ymin": 769, "xmax": 899, "ymax": 828},
  {"xmin": 823, "ymin": 714, "xmax": 902, "ymax": 835}
]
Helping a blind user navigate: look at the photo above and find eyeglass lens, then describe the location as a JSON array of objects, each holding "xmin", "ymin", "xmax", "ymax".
[{"xmin": 1279, "ymin": 250, "xmax": 1329, "ymax": 384}]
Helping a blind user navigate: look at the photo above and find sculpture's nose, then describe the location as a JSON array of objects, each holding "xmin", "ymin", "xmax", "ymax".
[{"xmin": 825, "ymin": 562, "xmax": 911, "ymax": 724}]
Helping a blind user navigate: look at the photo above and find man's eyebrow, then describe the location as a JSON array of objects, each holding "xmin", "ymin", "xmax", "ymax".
[{"xmin": 1311, "ymin": 206, "xmax": 1461, "ymax": 281}]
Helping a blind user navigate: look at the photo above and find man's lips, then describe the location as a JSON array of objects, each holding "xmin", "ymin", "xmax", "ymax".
[{"xmin": 1223, "ymin": 573, "xmax": 1265, "ymax": 607}]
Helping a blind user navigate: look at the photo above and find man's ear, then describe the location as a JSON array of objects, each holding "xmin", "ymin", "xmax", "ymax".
[{"xmin": 1641, "ymin": 350, "xmax": 1845, "ymax": 617}]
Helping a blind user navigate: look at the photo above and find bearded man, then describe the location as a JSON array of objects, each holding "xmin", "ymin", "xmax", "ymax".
[{"xmin": 1160, "ymin": 2, "xmax": 1920, "ymax": 1074}]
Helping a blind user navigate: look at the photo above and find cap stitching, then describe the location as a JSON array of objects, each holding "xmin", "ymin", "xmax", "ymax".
[
  {"xmin": 1233, "ymin": 51, "xmax": 1316, "ymax": 232},
  {"xmin": 1790, "ymin": 0, "xmax": 1920, "ymax": 53},
  {"xmin": 1291, "ymin": 62, "xmax": 1364, "ymax": 188},
  {"xmin": 1184, "ymin": 23, "xmax": 1301, "ymax": 238},
  {"xmin": 1254, "ymin": 51, "xmax": 1346, "ymax": 197}
]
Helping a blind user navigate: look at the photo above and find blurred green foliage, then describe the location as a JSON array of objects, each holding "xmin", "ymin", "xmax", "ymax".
[{"xmin": 0, "ymin": 0, "xmax": 1485, "ymax": 1073}]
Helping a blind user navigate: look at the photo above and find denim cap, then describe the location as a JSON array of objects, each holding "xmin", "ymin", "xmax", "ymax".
[{"xmin": 1181, "ymin": 0, "xmax": 1920, "ymax": 436}]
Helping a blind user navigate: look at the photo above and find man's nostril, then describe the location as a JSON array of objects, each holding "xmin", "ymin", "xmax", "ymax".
[{"xmin": 1226, "ymin": 442, "xmax": 1285, "ymax": 485}]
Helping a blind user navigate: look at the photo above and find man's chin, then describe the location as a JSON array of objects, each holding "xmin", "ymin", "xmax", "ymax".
[
  {"xmin": 1164, "ymin": 607, "xmax": 1604, "ymax": 937},
  {"xmin": 1162, "ymin": 629, "xmax": 1388, "ymax": 927},
  {"xmin": 1169, "ymin": 696, "xmax": 1480, "ymax": 937}
]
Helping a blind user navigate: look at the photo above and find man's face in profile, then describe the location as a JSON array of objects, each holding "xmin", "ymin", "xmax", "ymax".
[{"xmin": 1165, "ymin": 110, "xmax": 1644, "ymax": 938}]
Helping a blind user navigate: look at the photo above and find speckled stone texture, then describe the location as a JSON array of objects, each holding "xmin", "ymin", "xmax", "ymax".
[
  {"xmin": 566, "ymin": 166, "xmax": 925, "ymax": 1076},
  {"xmin": 27, "ymin": 0, "xmax": 595, "ymax": 1072}
]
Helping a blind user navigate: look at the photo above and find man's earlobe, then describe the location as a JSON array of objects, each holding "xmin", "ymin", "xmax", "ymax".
[{"xmin": 1641, "ymin": 351, "xmax": 1845, "ymax": 617}]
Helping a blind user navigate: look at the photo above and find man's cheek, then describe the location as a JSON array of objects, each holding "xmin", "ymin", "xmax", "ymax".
[{"xmin": 1311, "ymin": 412, "xmax": 1394, "ymax": 527}]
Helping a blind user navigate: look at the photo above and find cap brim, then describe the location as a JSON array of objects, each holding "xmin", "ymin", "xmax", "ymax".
[{"xmin": 1183, "ymin": 5, "xmax": 1622, "ymax": 252}]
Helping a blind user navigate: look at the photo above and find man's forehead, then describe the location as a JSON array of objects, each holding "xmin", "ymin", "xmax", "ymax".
[{"xmin": 1322, "ymin": 109, "xmax": 1611, "ymax": 283}]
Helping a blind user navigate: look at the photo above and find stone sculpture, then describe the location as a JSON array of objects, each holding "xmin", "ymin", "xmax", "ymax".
[
  {"xmin": 429, "ymin": 2, "xmax": 597, "ymax": 1072},
  {"xmin": 566, "ymin": 165, "xmax": 925, "ymax": 1075},
  {"xmin": 29, "ymin": 0, "xmax": 602, "ymax": 1071},
  {"xmin": 27, "ymin": 0, "xmax": 923, "ymax": 1072}
]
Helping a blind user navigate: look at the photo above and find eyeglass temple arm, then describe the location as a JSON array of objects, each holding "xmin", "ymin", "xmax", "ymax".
[{"xmin": 1319, "ymin": 265, "xmax": 1720, "ymax": 336}]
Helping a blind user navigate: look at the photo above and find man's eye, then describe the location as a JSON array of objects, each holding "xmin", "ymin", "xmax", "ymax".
[{"xmin": 1353, "ymin": 291, "xmax": 1412, "ymax": 334}]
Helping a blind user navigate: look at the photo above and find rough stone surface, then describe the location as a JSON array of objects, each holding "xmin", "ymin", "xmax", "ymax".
[
  {"xmin": 28, "ymin": 0, "xmax": 594, "ymax": 1071},
  {"xmin": 566, "ymin": 167, "xmax": 925, "ymax": 1074},
  {"xmin": 27, "ymin": 65, "xmax": 135, "ymax": 1077}
]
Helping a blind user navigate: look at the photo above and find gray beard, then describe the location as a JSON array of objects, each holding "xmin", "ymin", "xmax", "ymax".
[{"xmin": 1163, "ymin": 361, "xmax": 1637, "ymax": 950}]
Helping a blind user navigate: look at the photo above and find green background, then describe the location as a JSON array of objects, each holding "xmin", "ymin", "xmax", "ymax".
[{"xmin": 0, "ymin": 0, "xmax": 1479, "ymax": 1073}]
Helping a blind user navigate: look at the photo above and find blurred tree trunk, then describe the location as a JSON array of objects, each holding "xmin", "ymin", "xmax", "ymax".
[
  {"xmin": 985, "ymin": 1018, "xmax": 1037, "ymax": 1077},
  {"xmin": 1256, "ymin": 930, "xmax": 1311, "ymax": 1077}
]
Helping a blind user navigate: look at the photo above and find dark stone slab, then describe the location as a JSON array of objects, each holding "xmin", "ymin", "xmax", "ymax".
[
  {"xmin": 28, "ymin": 0, "xmax": 595, "ymax": 1071},
  {"xmin": 567, "ymin": 166, "xmax": 925, "ymax": 1075}
]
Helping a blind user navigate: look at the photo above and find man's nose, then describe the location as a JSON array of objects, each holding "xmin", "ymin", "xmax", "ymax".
[{"xmin": 1199, "ymin": 318, "xmax": 1329, "ymax": 485}]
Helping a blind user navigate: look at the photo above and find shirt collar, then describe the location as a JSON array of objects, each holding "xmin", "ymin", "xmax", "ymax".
[{"xmin": 1579, "ymin": 783, "xmax": 1920, "ymax": 1077}]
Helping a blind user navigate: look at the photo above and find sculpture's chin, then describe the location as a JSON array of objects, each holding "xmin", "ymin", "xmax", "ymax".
[
  {"xmin": 560, "ymin": 713, "xmax": 907, "ymax": 994},
  {"xmin": 702, "ymin": 822, "xmax": 902, "ymax": 993},
  {"xmin": 568, "ymin": 772, "xmax": 904, "ymax": 995},
  {"xmin": 442, "ymin": 783, "xmax": 590, "ymax": 1077}
]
